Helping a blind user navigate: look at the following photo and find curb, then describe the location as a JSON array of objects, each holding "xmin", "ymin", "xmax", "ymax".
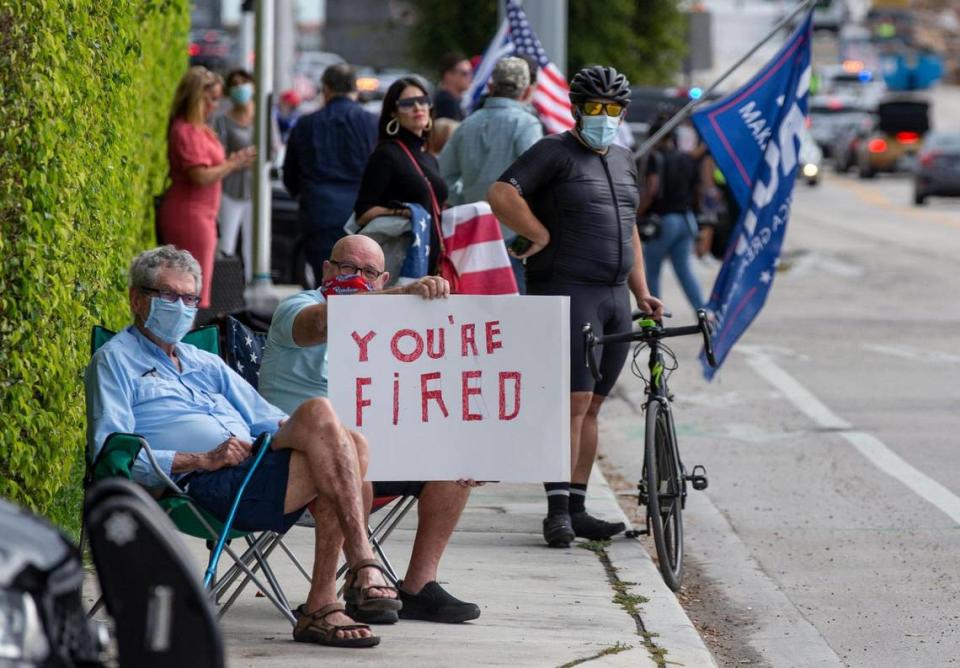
[{"xmin": 587, "ymin": 468, "xmax": 718, "ymax": 667}]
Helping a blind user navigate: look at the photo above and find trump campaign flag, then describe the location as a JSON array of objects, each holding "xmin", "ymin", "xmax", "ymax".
[
  {"xmin": 692, "ymin": 13, "xmax": 813, "ymax": 379},
  {"xmin": 464, "ymin": 0, "xmax": 575, "ymax": 134}
]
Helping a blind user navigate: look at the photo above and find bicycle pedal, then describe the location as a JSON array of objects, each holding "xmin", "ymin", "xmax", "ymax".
[
  {"xmin": 636, "ymin": 481, "xmax": 648, "ymax": 506},
  {"xmin": 686, "ymin": 464, "xmax": 708, "ymax": 491},
  {"xmin": 624, "ymin": 529, "xmax": 647, "ymax": 538}
]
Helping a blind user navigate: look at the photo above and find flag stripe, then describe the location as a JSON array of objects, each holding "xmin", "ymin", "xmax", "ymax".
[
  {"xmin": 448, "ymin": 240, "xmax": 514, "ymax": 274},
  {"xmin": 445, "ymin": 216, "xmax": 507, "ymax": 252},
  {"xmin": 456, "ymin": 267, "xmax": 519, "ymax": 295}
]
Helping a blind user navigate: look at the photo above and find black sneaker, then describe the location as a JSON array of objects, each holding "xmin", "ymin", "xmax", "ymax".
[
  {"xmin": 397, "ymin": 581, "xmax": 480, "ymax": 623},
  {"xmin": 571, "ymin": 511, "xmax": 626, "ymax": 540},
  {"xmin": 542, "ymin": 513, "xmax": 575, "ymax": 548}
]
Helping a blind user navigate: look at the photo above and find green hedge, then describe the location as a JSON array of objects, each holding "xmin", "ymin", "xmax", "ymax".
[{"xmin": 0, "ymin": 0, "xmax": 189, "ymax": 534}]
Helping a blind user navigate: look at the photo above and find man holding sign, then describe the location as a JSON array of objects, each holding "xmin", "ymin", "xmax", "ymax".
[{"xmin": 260, "ymin": 236, "xmax": 482, "ymax": 625}]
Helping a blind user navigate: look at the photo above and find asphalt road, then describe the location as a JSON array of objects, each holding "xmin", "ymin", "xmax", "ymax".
[{"xmin": 599, "ymin": 105, "xmax": 960, "ymax": 665}]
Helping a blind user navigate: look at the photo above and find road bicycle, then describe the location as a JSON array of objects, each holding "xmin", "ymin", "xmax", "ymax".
[{"xmin": 583, "ymin": 309, "xmax": 716, "ymax": 591}]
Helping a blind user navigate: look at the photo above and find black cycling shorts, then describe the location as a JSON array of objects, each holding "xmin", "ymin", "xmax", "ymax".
[{"xmin": 528, "ymin": 282, "xmax": 632, "ymax": 396}]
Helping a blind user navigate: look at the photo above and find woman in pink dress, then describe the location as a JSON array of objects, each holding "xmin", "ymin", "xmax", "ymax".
[{"xmin": 159, "ymin": 66, "xmax": 255, "ymax": 308}]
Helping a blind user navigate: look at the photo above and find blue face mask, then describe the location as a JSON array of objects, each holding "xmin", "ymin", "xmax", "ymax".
[
  {"xmin": 229, "ymin": 83, "xmax": 254, "ymax": 105},
  {"xmin": 144, "ymin": 297, "xmax": 198, "ymax": 344},
  {"xmin": 579, "ymin": 113, "xmax": 621, "ymax": 150}
]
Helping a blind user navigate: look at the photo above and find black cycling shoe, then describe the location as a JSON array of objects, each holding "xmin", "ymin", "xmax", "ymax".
[
  {"xmin": 571, "ymin": 511, "xmax": 626, "ymax": 540},
  {"xmin": 542, "ymin": 513, "xmax": 575, "ymax": 548},
  {"xmin": 397, "ymin": 581, "xmax": 480, "ymax": 623}
]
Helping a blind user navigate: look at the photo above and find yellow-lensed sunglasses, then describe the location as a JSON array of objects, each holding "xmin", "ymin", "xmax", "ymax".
[{"xmin": 580, "ymin": 101, "xmax": 624, "ymax": 117}]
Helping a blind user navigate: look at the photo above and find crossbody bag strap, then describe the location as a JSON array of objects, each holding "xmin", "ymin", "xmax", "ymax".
[{"xmin": 393, "ymin": 140, "xmax": 445, "ymax": 253}]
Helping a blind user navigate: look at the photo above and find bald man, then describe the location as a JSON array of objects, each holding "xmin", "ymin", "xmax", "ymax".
[{"xmin": 259, "ymin": 236, "xmax": 483, "ymax": 625}]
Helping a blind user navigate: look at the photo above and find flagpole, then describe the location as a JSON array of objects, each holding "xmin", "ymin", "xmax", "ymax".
[{"xmin": 635, "ymin": 0, "xmax": 817, "ymax": 159}]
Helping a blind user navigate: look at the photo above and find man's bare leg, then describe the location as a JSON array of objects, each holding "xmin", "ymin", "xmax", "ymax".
[
  {"xmin": 543, "ymin": 392, "xmax": 594, "ymax": 547},
  {"xmin": 276, "ymin": 398, "xmax": 396, "ymax": 640},
  {"xmin": 400, "ymin": 482, "xmax": 470, "ymax": 592},
  {"xmin": 570, "ymin": 392, "xmax": 624, "ymax": 539}
]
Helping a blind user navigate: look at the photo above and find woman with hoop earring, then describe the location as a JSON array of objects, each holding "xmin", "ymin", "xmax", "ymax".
[{"xmin": 354, "ymin": 77, "xmax": 449, "ymax": 273}]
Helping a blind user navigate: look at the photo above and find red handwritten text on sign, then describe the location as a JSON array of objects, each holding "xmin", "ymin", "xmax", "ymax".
[{"xmin": 351, "ymin": 317, "xmax": 521, "ymax": 426}]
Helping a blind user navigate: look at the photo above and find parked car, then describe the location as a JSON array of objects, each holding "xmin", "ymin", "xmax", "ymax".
[
  {"xmin": 831, "ymin": 111, "xmax": 875, "ymax": 173},
  {"xmin": 808, "ymin": 94, "xmax": 868, "ymax": 158},
  {"xmin": 913, "ymin": 132, "xmax": 960, "ymax": 205},
  {"xmin": 856, "ymin": 97, "xmax": 930, "ymax": 178},
  {"xmin": 188, "ymin": 28, "xmax": 233, "ymax": 73},
  {"xmin": 0, "ymin": 498, "xmax": 103, "ymax": 667}
]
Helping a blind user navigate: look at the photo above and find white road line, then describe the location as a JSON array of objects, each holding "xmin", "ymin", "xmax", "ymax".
[{"xmin": 744, "ymin": 349, "xmax": 960, "ymax": 527}]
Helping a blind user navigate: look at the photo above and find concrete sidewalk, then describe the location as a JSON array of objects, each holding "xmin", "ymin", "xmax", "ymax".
[
  {"xmin": 83, "ymin": 470, "xmax": 713, "ymax": 666},
  {"xmin": 168, "ymin": 470, "xmax": 715, "ymax": 667}
]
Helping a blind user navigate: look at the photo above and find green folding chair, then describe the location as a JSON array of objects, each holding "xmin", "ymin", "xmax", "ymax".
[{"xmin": 83, "ymin": 325, "xmax": 310, "ymax": 625}]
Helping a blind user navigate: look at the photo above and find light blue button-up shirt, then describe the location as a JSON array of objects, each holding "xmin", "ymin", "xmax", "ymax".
[
  {"xmin": 259, "ymin": 290, "xmax": 328, "ymax": 415},
  {"xmin": 439, "ymin": 97, "xmax": 544, "ymax": 217},
  {"xmin": 85, "ymin": 326, "xmax": 287, "ymax": 487}
]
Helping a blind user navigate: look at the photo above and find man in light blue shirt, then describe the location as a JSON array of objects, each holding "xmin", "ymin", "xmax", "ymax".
[
  {"xmin": 85, "ymin": 246, "xmax": 401, "ymax": 648},
  {"xmin": 260, "ymin": 235, "xmax": 483, "ymax": 625},
  {"xmin": 439, "ymin": 56, "xmax": 543, "ymax": 292}
]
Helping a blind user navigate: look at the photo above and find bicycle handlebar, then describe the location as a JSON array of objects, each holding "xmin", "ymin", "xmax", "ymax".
[{"xmin": 582, "ymin": 309, "xmax": 718, "ymax": 382}]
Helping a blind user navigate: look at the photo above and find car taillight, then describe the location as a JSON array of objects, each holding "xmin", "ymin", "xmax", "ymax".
[
  {"xmin": 188, "ymin": 43, "xmax": 201, "ymax": 57},
  {"xmin": 896, "ymin": 132, "xmax": 920, "ymax": 144},
  {"xmin": 919, "ymin": 152, "xmax": 939, "ymax": 168},
  {"xmin": 868, "ymin": 138, "xmax": 888, "ymax": 153}
]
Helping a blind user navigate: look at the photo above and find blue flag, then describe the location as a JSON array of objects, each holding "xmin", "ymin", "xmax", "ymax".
[{"xmin": 692, "ymin": 14, "xmax": 812, "ymax": 380}]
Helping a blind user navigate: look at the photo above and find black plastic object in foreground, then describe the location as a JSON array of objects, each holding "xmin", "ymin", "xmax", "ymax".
[{"xmin": 84, "ymin": 479, "xmax": 224, "ymax": 668}]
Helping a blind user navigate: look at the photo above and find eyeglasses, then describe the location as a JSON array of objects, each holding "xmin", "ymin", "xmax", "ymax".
[
  {"xmin": 140, "ymin": 287, "xmax": 202, "ymax": 308},
  {"xmin": 330, "ymin": 260, "xmax": 384, "ymax": 282},
  {"xmin": 581, "ymin": 101, "xmax": 625, "ymax": 117},
  {"xmin": 396, "ymin": 95, "xmax": 432, "ymax": 111}
]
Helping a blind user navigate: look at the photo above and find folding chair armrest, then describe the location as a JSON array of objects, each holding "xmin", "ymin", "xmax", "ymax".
[{"xmin": 92, "ymin": 433, "xmax": 185, "ymax": 496}]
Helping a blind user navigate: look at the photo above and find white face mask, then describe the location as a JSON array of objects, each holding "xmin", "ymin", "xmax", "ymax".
[
  {"xmin": 579, "ymin": 114, "xmax": 621, "ymax": 150},
  {"xmin": 144, "ymin": 297, "xmax": 197, "ymax": 344}
]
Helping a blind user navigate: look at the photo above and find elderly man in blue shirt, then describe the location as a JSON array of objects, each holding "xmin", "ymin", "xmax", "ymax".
[
  {"xmin": 85, "ymin": 245, "xmax": 398, "ymax": 649},
  {"xmin": 439, "ymin": 56, "xmax": 543, "ymax": 293}
]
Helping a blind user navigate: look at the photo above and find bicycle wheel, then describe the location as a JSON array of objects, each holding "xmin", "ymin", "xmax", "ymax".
[{"xmin": 644, "ymin": 399, "xmax": 684, "ymax": 591}]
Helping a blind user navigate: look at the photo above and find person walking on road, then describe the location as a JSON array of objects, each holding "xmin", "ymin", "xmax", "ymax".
[
  {"xmin": 439, "ymin": 56, "xmax": 542, "ymax": 293},
  {"xmin": 283, "ymin": 64, "xmax": 378, "ymax": 282},
  {"xmin": 158, "ymin": 66, "xmax": 255, "ymax": 308},
  {"xmin": 489, "ymin": 66, "xmax": 663, "ymax": 548},
  {"xmin": 433, "ymin": 52, "xmax": 473, "ymax": 122},
  {"xmin": 213, "ymin": 69, "xmax": 256, "ymax": 283},
  {"xmin": 636, "ymin": 121, "xmax": 705, "ymax": 312}
]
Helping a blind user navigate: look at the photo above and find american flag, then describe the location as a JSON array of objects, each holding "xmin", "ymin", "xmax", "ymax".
[{"xmin": 464, "ymin": 0, "xmax": 575, "ymax": 134}]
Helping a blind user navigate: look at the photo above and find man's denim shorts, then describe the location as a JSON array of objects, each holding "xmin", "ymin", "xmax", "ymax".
[{"xmin": 185, "ymin": 447, "xmax": 305, "ymax": 534}]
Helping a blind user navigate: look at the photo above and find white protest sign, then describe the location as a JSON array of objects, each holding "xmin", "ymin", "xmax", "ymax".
[{"xmin": 328, "ymin": 295, "xmax": 569, "ymax": 482}]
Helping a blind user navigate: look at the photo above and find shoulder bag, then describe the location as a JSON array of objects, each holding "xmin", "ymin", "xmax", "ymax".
[{"xmin": 393, "ymin": 140, "xmax": 461, "ymax": 292}]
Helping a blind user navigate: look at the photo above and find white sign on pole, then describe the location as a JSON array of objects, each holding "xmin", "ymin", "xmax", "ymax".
[{"xmin": 327, "ymin": 295, "xmax": 570, "ymax": 482}]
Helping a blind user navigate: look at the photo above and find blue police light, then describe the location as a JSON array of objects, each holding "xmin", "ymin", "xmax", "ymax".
[
  {"xmin": 858, "ymin": 70, "xmax": 873, "ymax": 82},
  {"xmin": 689, "ymin": 87, "xmax": 703, "ymax": 100}
]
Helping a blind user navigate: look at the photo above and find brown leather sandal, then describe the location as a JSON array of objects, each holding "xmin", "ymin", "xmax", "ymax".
[
  {"xmin": 344, "ymin": 558, "xmax": 403, "ymax": 613},
  {"xmin": 292, "ymin": 603, "xmax": 380, "ymax": 648}
]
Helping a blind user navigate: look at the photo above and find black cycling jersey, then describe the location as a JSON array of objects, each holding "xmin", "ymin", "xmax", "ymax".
[{"xmin": 498, "ymin": 132, "xmax": 640, "ymax": 285}]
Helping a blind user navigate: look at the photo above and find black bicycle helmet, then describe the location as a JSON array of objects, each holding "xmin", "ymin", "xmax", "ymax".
[{"xmin": 568, "ymin": 66, "xmax": 631, "ymax": 106}]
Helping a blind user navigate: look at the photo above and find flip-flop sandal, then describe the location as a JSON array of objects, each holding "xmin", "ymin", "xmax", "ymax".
[
  {"xmin": 344, "ymin": 558, "xmax": 403, "ymax": 613},
  {"xmin": 292, "ymin": 603, "xmax": 380, "ymax": 648}
]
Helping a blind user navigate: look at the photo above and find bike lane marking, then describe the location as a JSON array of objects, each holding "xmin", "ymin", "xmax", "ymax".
[{"xmin": 742, "ymin": 347, "xmax": 960, "ymax": 526}]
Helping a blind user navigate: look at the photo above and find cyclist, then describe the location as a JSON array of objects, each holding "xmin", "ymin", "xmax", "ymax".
[{"xmin": 488, "ymin": 65, "xmax": 664, "ymax": 548}]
